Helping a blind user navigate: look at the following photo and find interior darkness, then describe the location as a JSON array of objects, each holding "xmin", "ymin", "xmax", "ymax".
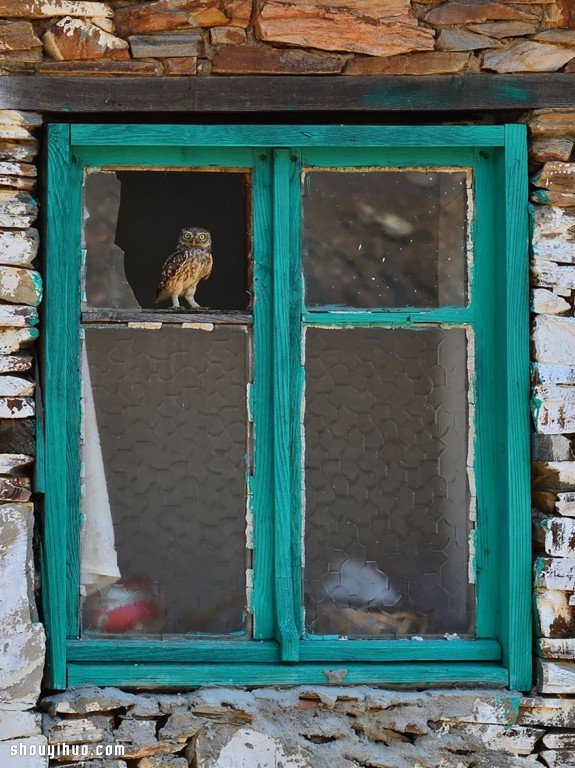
[{"xmin": 88, "ymin": 170, "xmax": 250, "ymax": 311}]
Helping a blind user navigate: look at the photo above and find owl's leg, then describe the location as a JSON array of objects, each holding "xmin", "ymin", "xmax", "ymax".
[
  {"xmin": 170, "ymin": 295, "xmax": 180, "ymax": 309},
  {"xmin": 184, "ymin": 286, "xmax": 200, "ymax": 310}
]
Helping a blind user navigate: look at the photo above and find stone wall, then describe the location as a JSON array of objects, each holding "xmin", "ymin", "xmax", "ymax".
[
  {"xmin": 0, "ymin": 1, "xmax": 574, "ymax": 768},
  {"xmin": 0, "ymin": 0, "xmax": 572, "ymax": 76}
]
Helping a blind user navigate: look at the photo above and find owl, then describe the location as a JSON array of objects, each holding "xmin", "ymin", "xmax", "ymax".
[{"xmin": 155, "ymin": 227, "xmax": 213, "ymax": 309}]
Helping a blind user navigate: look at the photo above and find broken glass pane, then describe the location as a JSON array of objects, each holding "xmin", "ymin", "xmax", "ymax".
[
  {"xmin": 80, "ymin": 325, "xmax": 249, "ymax": 636},
  {"xmin": 304, "ymin": 327, "xmax": 471, "ymax": 637},
  {"xmin": 302, "ymin": 170, "xmax": 468, "ymax": 309},
  {"xmin": 84, "ymin": 169, "xmax": 250, "ymax": 311}
]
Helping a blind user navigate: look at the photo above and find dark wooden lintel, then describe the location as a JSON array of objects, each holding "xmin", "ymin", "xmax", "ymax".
[
  {"xmin": 82, "ymin": 309, "xmax": 252, "ymax": 325},
  {"xmin": 1, "ymin": 75, "xmax": 574, "ymax": 113}
]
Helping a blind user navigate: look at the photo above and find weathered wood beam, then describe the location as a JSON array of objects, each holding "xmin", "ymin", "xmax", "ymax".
[{"xmin": 0, "ymin": 75, "xmax": 574, "ymax": 113}]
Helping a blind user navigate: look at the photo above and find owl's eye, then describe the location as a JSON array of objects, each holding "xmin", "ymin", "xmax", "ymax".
[
  {"xmin": 198, "ymin": 233, "xmax": 206, "ymax": 241},
  {"xmin": 184, "ymin": 232, "xmax": 193, "ymax": 241}
]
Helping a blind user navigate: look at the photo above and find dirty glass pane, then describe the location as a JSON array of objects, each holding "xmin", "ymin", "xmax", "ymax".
[
  {"xmin": 302, "ymin": 170, "xmax": 468, "ymax": 309},
  {"xmin": 80, "ymin": 326, "xmax": 248, "ymax": 636},
  {"xmin": 304, "ymin": 327, "xmax": 471, "ymax": 637},
  {"xmin": 84, "ymin": 170, "xmax": 250, "ymax": 311}
]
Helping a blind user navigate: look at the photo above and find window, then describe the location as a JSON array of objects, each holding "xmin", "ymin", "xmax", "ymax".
[{"xmin": 43, "ymin": 124, "xmax": 531, "ymax": 690}]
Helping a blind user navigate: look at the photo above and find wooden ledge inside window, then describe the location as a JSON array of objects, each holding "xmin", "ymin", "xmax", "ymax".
[{"xmin": 81, "ymin": 308, "xmax": 252, "ymax": 325}]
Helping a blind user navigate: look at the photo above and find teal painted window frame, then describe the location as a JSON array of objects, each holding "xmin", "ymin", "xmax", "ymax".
[{"xmin": 43, "ymin": 124, "xmax": 530, "ymax": 691}]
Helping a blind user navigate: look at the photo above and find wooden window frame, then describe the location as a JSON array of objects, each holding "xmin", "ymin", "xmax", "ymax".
[{"xmin": 42, "ymin": 123, "xmax": 531, "ymax": 690}]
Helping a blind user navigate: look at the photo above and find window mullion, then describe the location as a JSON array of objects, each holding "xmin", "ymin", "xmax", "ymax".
[{"xmin": 272, "ymin": 147, "xmax": 300, "ymax": 661}]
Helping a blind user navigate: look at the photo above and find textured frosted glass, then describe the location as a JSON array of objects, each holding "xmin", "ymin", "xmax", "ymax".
[
  {"xmin": 304, "ymin": 327, "xmax": 471, "ymax": 637},
  {"xmin": 81, "ymin": 326, "xmax": 248, "ymax": 636},
  {"xmin": 302, "ymin": 170, "xmax": 467, "ymax": 309}
]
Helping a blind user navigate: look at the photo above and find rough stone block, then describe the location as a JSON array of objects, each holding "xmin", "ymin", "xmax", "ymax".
[
  {"xmin": 213, "ymin": 45, "xmax": 343, "ymax": 74},
  {"xmin": 129, "ymin": 30, "xmax": 204, "ymax": 58},
  {"xmin": 138, "ymin": 757, "xmax": 188, "ymax": 768},
  {"xmin": 256, "ymin": 0, "xmax": 434, "ymax": 58},
  {"xmin": 0, "ymin": 710, "xmax": 40, "ymax": 741},
  {"xmin": 533, "ymin": 460, "xmax": 575, "ymax": 491},
  {"xmin": 467, "ymin": 21, "xmax": 539, "ymax": 38},
  {"xmin": 0, "ymin": 328, "xmax": 38, "ymax": 355},
  {"xmin": 0, "ymin": 377, "xmax": 34, "ymax": 397},
  {"xmin": 531, "ymin": 138, "xmax": 574, "ymax": 163},
  {"xmin": 535, "ymin": 588, "xmax": 575, "ymax": 637},
  {"xmin": 533, "ymin": 188, "xmax": 575, "ymax": 207},
  {"xmin": 0, "ymin": 305, "xmax": 38, "ymax": 327},
  {"xmin": 210, "ymin": 26, "xmax": 246, "ymax": 45},
  {"xmin": 483, "ymin": 41, "xmax": 575, "ymax": 73},
  {"xmin": 541, "ymin": 750, "xmax": 575, "ymax": 767},
  {"xmin": 38, "ymin": 59, "xmax": 163, "ymax": 76},
  {"xmin": 535, "ymin": 29, "xmax": 575, "ymax": 46},
  {"xmin": 0, "ymin": 736, "xmax": 48, "ymax": 767},
  {"xmin": 158, "ymin": 712, "xmax": 208, "ymax": 743},
  {"xmin": 0, "ymin": 418, "xmax": 34, "ymax": 455},
  {"xmin": 41, "ymin": 687, "xmax": 139, "ymax": 716},
  {"xmin": 557, "ymin": 491, "xmax": 575, "ymax": 516},
  {"xmin": 161, "ymin": 56, "xmax": 197, "ymax": 75},
  {"xmin": 43, "ymin": 17, "xmax": 129, "ymax": 61},
  {"xmin": 0, "ymin": 267, "xmax": 41, "ymax": 306},
  {"xmin": 436, "ymin": 28, "xmax": 501, "ymax": 50},
  {"xmin": 0, "ymin": 476, "xmax": 31, "ymax": 501},
  {"xmin": 0, "ymin": 1, "xmax": 112, "ymax": 18},
  {"xmin": 533, "ymin": 385, "xmax": 575, "ymax": 433},
  {"xmin": 0, "ymin": 453, "xmax": 33, "ymax": 475},
  {"xmin": 0, "ymin": 22, "xmax": 41, "ymax": 57},
  {"xmin": 0, "ymin": 142, "xmax": 37, "ymax": 163},
  {"xmin": 536, "ymin": 516, "xmax": 575, "ymax": 556},
  {"xmin": 533, "ymin": 434, "xmax": 573, "ymax": 462},
  {"xmin": 520, "ymin": 696, "xmax": 575, "ymax": 727},
  {"xmin": 47, "ymin": 716, "xmax": 112, "ymax": 745},
  {"xmin": 535, "ymin": 161, "xmax": 575, "ymax": 192},
  {"xmin": 0, "ymin": 396, "xmax": 33, "ymax": 419},
  {"xmin": 529, "ymin": 110, "xmax": 575, "ymax": 139},
  {"xmin": 114, "ymin": 718, "xmax": 179, "ymax": 760},
  {"xmin": 532, "ymin": 206, "xmax": 575, "ymax": 263},
  {"xmin": 535, "ymin": 556, "xmax": 575, "ymax": 590},
  {"xmin": 425, "ymin": 1, "xmax": 538, "ymax": 25},
  {"xmin": 534, "ymin": 363, "xmax": 575, "ymax": 386},
  {"xmin": 538, "ymin": 659, "xmax": 575, "ymax": 693},
  {"xmin": 533, "ymin": 315, "xmax": 575, "ymax": 365},
  {"xmin": 114, "ymin": 0, "xmax": 252, "ymax": 36},
  {"xmin": 538, "ymin": 637, "xmax": 575, "ymax": 659},
  {"xmin": 0, "ymin": 623, "xmax": 45, "ymax": 709},
  {"xmin": 532, "ymin": 288, "xmax": 571, "ymax": 315},
  {"xmin": 346, "ymin": 51, "xmax": 471, "ymax": 75},
  {"xmin": 533, "ymin": 259, "xmax": 575, "ymax": 291}
]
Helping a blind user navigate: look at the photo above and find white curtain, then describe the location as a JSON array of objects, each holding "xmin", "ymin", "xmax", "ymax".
[{"xmin": 80, "ymin": 341, "xmax": 120, "ymax": 593}]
